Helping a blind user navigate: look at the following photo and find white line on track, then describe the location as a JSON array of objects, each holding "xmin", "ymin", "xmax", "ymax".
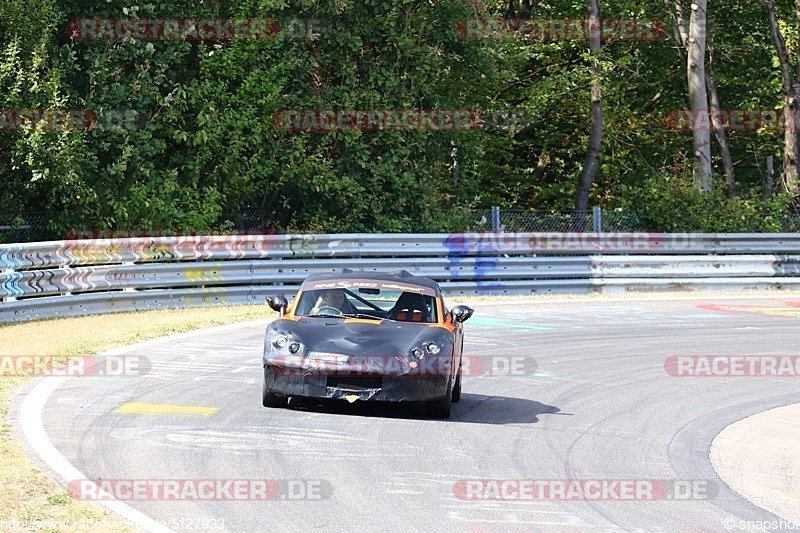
[
  {"xmin": 15, "ymin": 295, "xmax": 800, "ymax": 531},
  {"xmin": 21, "ymin": 377, "xmax": 173, "ymax": 532},
  {"xmin": 19, "ymin": 319, "xmax": 269, "ymax": 533}
]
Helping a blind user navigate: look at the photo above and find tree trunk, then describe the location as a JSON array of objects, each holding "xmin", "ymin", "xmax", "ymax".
[
  {"xmin": 575, "ymin": 0, "xmax": 603, "ymax": 215},
  {"xmin": 782, "ymin": 89, "xmax": 800, "ymax": 193},
  {"xmin": 765, "ymin": 155, "xmax": 775, "ymax": 199},
  {"xmin": 687, "ymin": 0, "xmax": 712, "ymax": 192},
  {"xmin": 673, "ymin": 0, "xmax": 690, "ymax": 46},
  {"xmin": 674, "ymin": 3, "xmax": 733, "ymax": 195},
  {"xmin": 761, "ymin": 0, "xmax": 799, "ymax": 194},
  {"xmin": 705, "ymin": 68, "xmax": 736, "ymax": 197}
]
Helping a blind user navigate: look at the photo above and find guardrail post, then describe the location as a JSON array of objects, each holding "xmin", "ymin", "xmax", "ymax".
[
  {"xmin": 2, "ymin": 268, "xmax": 16, "ymax": 302},
  {"xmin": 491, "ymin": 206, "xmax": 501, "ymax": 233},
  {"xmin": 592, "ymin": 206, "xmax": 602, "ymax": 233}
]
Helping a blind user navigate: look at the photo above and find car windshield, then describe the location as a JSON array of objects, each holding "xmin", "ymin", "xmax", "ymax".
[{"xmin": 294, "ymin": 287, "xmax": 438, "ymax": 323}]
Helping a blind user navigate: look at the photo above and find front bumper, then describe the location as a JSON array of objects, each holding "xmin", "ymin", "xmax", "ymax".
[{"xmin": 263, "ymin": 363, "xmax": 450, "ymax": 402}]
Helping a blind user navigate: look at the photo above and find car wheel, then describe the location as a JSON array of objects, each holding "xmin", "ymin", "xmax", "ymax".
[
  {"xmin": 451, "ymin": 362, "xmax": 462, "ymax": 403},
  {"xmin": 262, "ymin": 382, "xmax": 287, "ymax": 408},
  {"xmin": 425, "ymin": 378, "xmax": 452, "ymax": 418}
]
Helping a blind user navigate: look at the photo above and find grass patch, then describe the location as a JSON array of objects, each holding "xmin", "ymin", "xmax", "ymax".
[{"xmin": 0, "ymin": 305, "xmax": 272, "ymax": 532}]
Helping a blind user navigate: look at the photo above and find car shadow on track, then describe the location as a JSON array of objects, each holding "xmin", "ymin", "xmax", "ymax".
[
  {"xmin": 452, "ymin": 393, "xmax": 566, "ymax": 425},
  {"xmin": 287, "ymin": 393, "xmax": 565, "ymax": 425}
]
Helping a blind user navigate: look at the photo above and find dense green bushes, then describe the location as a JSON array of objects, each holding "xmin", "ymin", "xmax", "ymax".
[
  {"xmin": 0, "ymin": 0, "xmax": 795, "ymax": 235},
  {"xmin": 626, "ymin": 176, "xmax": 792, "ymax": 233}
]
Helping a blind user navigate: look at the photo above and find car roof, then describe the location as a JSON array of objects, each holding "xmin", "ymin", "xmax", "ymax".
[{"xmin": 300, "ymin": 269, "xmax": 442, "ymax": 297}]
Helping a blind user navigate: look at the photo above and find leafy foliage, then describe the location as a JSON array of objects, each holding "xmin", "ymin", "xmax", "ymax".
[
  {"xmin": 0, "ymin": 0, "xmax": 795, "ymax": 235},
  {"xmin": 624, "ymin": 175, "xmax": 791, "ymax": 232}
]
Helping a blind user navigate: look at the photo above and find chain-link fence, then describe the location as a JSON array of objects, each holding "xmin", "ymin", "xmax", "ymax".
[
  {"xmin": 467, "ymin": 209, "xmax": 800, "ymax": 233},
  {"xmin": 780, "ymin": 215, "xmax": 800, "ymax": 233},
  {"xmin": 0, "ymin": 210, "xmax": 276, "ymax": 244},
  {"xmin": 4, "ymin": 208, "xmax": 800, "ymax": 244},
  {"xmin": 486, "ymin": 209, "xmax": 643, "ymax": 233},
  {"xmin": 219, "ymin": 208, "xmax": 275, "ymax": 233},
  {"xmin": 0, "ymin": 213, "xmax": 54, "ymax": 244}
]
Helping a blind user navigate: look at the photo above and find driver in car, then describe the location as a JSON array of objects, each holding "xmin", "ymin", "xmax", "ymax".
[{"xmin": 310, "ymin": 289, "xmax": 357, "ymax": 315}]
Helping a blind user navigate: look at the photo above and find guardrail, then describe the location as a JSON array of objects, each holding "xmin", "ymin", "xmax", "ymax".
[{"xmin": 2, "ymin": 232, "xmax": 800, "ymax": 323}]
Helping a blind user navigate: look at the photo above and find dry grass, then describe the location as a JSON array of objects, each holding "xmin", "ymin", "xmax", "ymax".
[{"xmin": 0, "ymin": 305, "xmax": 271, "ymax": 532}]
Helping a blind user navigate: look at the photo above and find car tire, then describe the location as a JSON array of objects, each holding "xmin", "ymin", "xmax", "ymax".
[
  {"xmin": 262, "ymin": 382, "xmax": 287, "ymax": 408},
  {"xmin": 426, "ymin": 378, "xmax": 452, "ymax": 418},
  {"xmin": 451, "ymin": 362, "xmax": 462, "ymax": 403}
]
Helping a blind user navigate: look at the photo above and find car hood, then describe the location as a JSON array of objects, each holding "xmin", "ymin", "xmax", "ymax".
[{"xmin": 265, "ymin": 317, "xmax": 453, "ymax": 358}]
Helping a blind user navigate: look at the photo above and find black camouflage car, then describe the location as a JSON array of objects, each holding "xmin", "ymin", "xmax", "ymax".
[{"xmin": 262, "ymin": 270, "xmax": 473, "ymax": 418}]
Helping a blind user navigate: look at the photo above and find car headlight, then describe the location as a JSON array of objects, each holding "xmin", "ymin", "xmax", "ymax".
[
  {"xmin": 425, "ymin": 342, "xmax": 441, "ymax": 355},
  {"xmin": 267, "ymin": 332, "xmax": 304, "ymax": 354},
  {"xmin": 272, "ymin": 335, "xmax": 289, "ymax": 349},
  {"xmin": 411, "ymin": 348, "xmax": 424, "ymax": 359}
]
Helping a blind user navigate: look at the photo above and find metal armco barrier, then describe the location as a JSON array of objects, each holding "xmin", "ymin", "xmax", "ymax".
[{"xmin": 2, "ymin": 232, "xmax": 799, "ymax": 323}]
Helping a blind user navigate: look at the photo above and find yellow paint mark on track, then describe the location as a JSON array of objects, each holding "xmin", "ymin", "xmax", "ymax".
[{"xmin": 114, "ymin": 402, "xmax": 218, "ymax": 417}]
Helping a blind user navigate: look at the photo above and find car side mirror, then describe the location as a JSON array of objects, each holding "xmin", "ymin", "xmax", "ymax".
[
  {"xmin": 267, "ymin": 295, "xmax": 288, "ymax": 314},
  {"xmin": 450, "ymin": 305, "xmax": 474, "ymax": 323}
]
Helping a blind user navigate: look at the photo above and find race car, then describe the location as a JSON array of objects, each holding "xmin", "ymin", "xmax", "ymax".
[{"xmin": 262, "ymin": 270, "xmax": 473, "ymax": 418}]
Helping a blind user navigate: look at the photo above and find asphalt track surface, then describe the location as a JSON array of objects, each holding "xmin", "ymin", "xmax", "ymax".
[{"xmin": 12, "ymin": 296, "xmax": 800, "ymax": 532}]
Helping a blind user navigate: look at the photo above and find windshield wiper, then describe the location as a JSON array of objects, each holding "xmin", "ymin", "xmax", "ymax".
[
  {"xmin": 305, "ymin": 313, "xmax": 396, "ymax": 322},
  {"xmin": 341, "ymin": 313, "xmax": 393, "ymax": 321}
]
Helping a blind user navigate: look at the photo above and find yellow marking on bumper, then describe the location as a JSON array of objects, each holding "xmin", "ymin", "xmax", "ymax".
[
  {"xmin": 345, "ymin": 395, "xmax": 359, "ymax": 403},
  {"xmin": 114, "ymin": 402, "xmax": 219, "ymax": 417}
]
